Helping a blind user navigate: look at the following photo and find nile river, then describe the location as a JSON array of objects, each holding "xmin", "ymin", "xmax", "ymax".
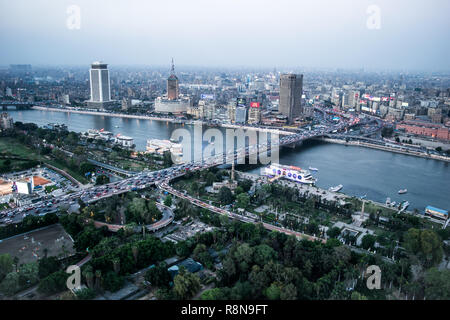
[{"xmin": 7, "ymin": 109, "xmax": 450, "ymax": 212}]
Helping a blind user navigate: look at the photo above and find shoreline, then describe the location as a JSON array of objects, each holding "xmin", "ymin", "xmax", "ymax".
[
  {"xmin": 237, "ymin": 171, "xmax": 408, "ymax": 215},
  {"xmin": 29, "ymin": 106, "xmax": 450, "ymax": 163},
  {"xmin": 319, "ymin": 137, "xmax": 450, "ymax": 163},
  {"xmin": 31, "ymin": 106, "xmax": 291, "ymax": 136}
]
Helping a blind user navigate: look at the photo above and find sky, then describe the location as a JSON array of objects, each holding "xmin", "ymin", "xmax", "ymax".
[{"xmin": 0, "ymin": 0, "xmax": 449, "ymax": 71}]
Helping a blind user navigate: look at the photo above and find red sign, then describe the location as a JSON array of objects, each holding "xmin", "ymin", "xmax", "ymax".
[{"xmin": 250, "ymin": 102, "xmax": 260, "ymax": 108}]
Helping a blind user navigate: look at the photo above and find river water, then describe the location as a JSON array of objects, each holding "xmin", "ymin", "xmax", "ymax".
[{"xmin": 7, "ymin": 109, "xmax": 450, "ymax": 212}]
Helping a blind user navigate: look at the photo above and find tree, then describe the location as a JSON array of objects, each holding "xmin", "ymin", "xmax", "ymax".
[
  {"xmin": 238, "ymin": 179, "xmax": 253, "ymax": 192},
  {"xmin": 280, "ymin": 283, "xmax": 297, "ymax": 300},
  {"xmin": 404, "ymin": 228, "xmax": 443, "ymax": 267},
  {"xmin": 103, "ymin": 271, "xmax": 124, "ymax": 292},
  {"xmin": 236, "ymin": 193, "xmax": 250, "ymax": 209},
  {"xmin": 351, "ymin": 291, "xmax": 367, "ymax": 300},
  {"xmin": 173, "ymin": 267, "xmax": 201, "ymax": 299},
  {"xmin": 38, "ymin": 256, "xmax": 61, "ymax": 279},
  {"xmin": 218, "ymin": 186, "xmax": 233, "ymax": 205},
  {"xmin": 327, "ymin": 227, "xmax": 341, "ymax": 239},
  {"xmin": 145, "ymin": 263, "xmax": 171, "ymax": 288},
  {"xmin": 164, "ymin": 195, "xmax": 173, "ymax": 207},
  {"xmin": 74, "ymin": 227, "xmax": 105, "ymax": 252},
  {"xmin": 265, "ymin": 282, "xmax": 281, "ymax": 300},
  {"xmin": 75, "ymin": 287, "xmax": 96, "ymax": 300},
  {"xmin": 361, "ymin": 234, "xmax": 376, "ymax": 250},
  {"xmin": 95, "ymin": 174, "xmax": 110, "ymax": 185},
  {"xmin": 0, "ymin": 253, "xmax": 14, "ymax": 282},
  {"xmin": 234, "ymin": 186, "xmax": 244, "ymax": 195},
  {"xmin": 205, "ymin": 172, "xmax": 216, "ymax": 186},
  {"xmin": 424, "ymin": 268, "xmax": 450, "ymax": 300},
  {"xmin": 163, "ymin": 151, "xmax": 173, "ymax": 167},
  {"xmin": 38, "ymin": 270, "xmax": 68, "ymax": 295},
  {"xmin": 253, "ymin": 244, "xmax": 276, "ymax": 267},
  {"xmin": 201, "ymin": 288, "xmax": 228, "ymax": 300},
  {"xmin": 0, "ymin": 272, "xmax": 20, "ymax": 296},
  {"xmin": 18, "ymin": 262, "xmax": 39, "ymax": 287}
]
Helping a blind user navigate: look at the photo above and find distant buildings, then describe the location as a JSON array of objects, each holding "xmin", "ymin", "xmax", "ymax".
[
  {"xmin": 154, "ymin": 96, "xmax": 191, "ymax": 114},
  {"xmin": 115, "ymin": 135, "xmax": 134, "ymax": 148},
  {"xmin": 248, "ymin": 102, "xmax": 262, "ymax": 124},
  {"xmin": 0, "ymin": 113, "xmax": 13, "ymax": 130},
  {"xmin": 198, "ymin": 100, "xmax": 216, "ymax": 120},
  {"xmin": 396, "ymin": 120, "xmax": 450, "ymax": 141},
  {"xmin": 235, "ymin": 105, "xmax": 248, "ymax": 124},
  {"xmin": 121, "ymin": 97, "xmax": 132, "ymax": 111},
  {"xmin": 226, "ymin": 103, "xmax": 236, "ymax": 123},
  {"xmin": 9, "ymin": 64, "xmax": 32, "ymax": 72},
  {"xmin": 88, "ymin": 61, "xmax": 113, "ymax": 109},
  {"xmin": 43, "ymin": 123, "xmax": 68, "ymax": 132},
  {"xmin": 279, "ymin": 74, "xmax": 303, "ymax": 123}
]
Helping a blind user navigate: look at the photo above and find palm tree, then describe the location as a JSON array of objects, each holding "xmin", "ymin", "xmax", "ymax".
[
  {"xmin": 85, "ymin": 271, "xmax": 94, "ymax": 289},
  {"xmin": 95, "ymin": 270, "xmax": 102, "ymax": 291},
  {"xmin": 132, "ymin": 246, "xmax": 139, "ymax": 264},
  {"xmin": 112, "ymin": 258, "xmax": 120, "ymax": 274},
  {"xmin": 13, "ymin": 256, "xmax": 19, "ymax": 272}
]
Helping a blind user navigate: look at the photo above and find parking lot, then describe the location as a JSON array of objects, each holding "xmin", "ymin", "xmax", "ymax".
[{"xmin": 0, "ymin": 224, "xmax": 75, "ymax": 264}]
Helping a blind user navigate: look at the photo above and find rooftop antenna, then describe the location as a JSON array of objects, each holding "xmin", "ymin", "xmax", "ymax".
[{"xmin": 171, "ymin": 58, "xmax": 175, "ymax": 74}]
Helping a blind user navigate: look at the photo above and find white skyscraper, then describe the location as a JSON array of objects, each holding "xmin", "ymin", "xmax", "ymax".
[{"xmin": 88, "ymin": 61, "xmax": 112, "ymax": 108}]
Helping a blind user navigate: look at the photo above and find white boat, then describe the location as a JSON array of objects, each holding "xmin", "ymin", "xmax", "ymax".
[
  {"xmin": 263, "ymin": 163, "xmax": 316, "ymax": 184},
  {"xmin": 385, "ymin": 197, "xmax": 391, "ymax": 206},
  {"xmin": 391, "ymin": 201, "xmax": 397, "ymax": 207},
  {"xmin": 400, "ymin": 201, "xmax": 410, "ymax": 211},
  {"xmin": 309, "ymin": 167, "xmax": 319, "ymax": 171},
  {"xmin": 398, "ymin": 189, "xmax": 407, "ymax": 194},
  {"xmin": 329, "ymin": 184, "xmax": 343, "ymax": 192}
]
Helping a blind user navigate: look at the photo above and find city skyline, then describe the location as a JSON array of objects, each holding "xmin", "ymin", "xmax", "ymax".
[{"xmin": 1, "ymin": 0, "xmax": 450, "ymax": 72}]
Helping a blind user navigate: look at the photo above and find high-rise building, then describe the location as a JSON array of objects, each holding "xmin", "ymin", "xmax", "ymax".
[
  {"xmin": 198, "ymin": 100, "xmax": 216, "ymax": 120},
  {"xmin": 279, "ymin": 74, "xmax": 303, "ymax": 123},
  {"xmin": 227, "ymin": 103, "xmax": 236, "ymax": 123},
  {"xmin": 167, "ymin": 58, "xmax": 179, "ymax": 100},
  {"xmin": 248, "ymin": 102, "xmax": 262, "ymax": 124},
  {"xmin": 88, "ymin": 61, "xmax": 112, "ymax": 108},
  {"xmin": 235, "ymin": 106, "xmax": 248, "ymax": 124},
  {"xmin": 347, "ymin": 90, "xmax": 360, "ymax": 109}
]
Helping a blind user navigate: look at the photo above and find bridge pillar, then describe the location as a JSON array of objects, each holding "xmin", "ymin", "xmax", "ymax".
[{"xmin": 284, "ymin": 140, "xmax": 303, "ymax": 149}]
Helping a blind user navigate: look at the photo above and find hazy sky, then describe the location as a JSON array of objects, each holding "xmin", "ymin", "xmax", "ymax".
[{"xmin": 1, "ymin": 0, "xmax": 449, "ymax": 71}]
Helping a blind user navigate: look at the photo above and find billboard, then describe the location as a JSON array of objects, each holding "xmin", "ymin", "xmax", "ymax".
[
  {"xmin": 250, "ymin": 102, "xmax": 260, "ymax": 108},
  {"xmin": 200, "ymin": 94, "xmax": 215, "ymax": 100}
]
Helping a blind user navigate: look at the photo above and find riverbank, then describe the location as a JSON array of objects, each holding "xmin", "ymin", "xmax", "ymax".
[
  {"xmin": 31, "ymin": 106, "xmax": 291, "ymax": 136},
  {"xmin": 319, "ymin": 137, "xmax": 450, "ymax": 163},
  {"xmin": 237, "ymin": 171, "xmax": 407, "ymax": 216}
]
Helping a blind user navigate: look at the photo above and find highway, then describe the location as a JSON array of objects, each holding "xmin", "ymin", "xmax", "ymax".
[{"xmin": 0, "ymin": 107, "xmax": 365, "ymax": 236}]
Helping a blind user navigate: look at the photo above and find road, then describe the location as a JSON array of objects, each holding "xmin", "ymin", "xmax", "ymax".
[{"xmin": 0, "ymin": 107, "xmax": 373, "ymax": 238}]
